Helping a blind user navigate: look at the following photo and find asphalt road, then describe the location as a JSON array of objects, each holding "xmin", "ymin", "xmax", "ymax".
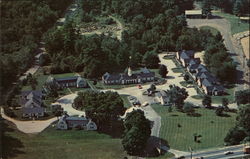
[{"xmin": 182, "ymin": 144, "xmax": 249, "ymax": 159}]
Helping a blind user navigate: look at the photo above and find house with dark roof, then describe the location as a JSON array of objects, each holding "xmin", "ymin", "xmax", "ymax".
[
  {"xmin": 155, "ymin": 90, "xmax": 171, "ymax": 106},
  {"xmin": 102, "ymin": 67, "xmax": 155, "ymax": 85},
  {"xmin": 46, "ymin": 75, "xmax": 88, "ymax": 89},
  {"xmin": 20, "ymin": 91, "xmax": 45, "ymax": 118},
  {"xmin": 57, "ymin": 115, "xmax": 97, "ymax": 130},
  {"xmin": 176, "ymin": 50, "xmax": 195, "ymax": 67},
  {"xmin": 177, "ymin": 50, "xmax": 224, "ymax": 96}
]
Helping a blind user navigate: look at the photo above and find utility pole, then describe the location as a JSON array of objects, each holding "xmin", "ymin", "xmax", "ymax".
[{"xmin": 189, "ymin": 147, "xmax": 193, "ymax": 159}]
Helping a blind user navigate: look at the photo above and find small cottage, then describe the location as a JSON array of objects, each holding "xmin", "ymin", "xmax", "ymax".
[{"xmin": 57, "ymin": 115, "xmax": 97, "ymax": 131}]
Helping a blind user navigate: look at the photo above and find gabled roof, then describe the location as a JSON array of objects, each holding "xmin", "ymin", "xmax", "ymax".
[
  {"xmin": 56, "ymin": 76, "xmax": 78, "ymax": 82},
  {"xmin": 22, "ymin": 107, "xmax": 44, "ymax": 114},
  {"xmin": 179, "ymin": 50, "xmax": 195, "ymax": 60},
  {"xmin": 188, "ymin": 63, "xmax": 200, "ymax": 70},
  {"xmin": 202, "ymin": 78, "xmax": 212, "ymax": 87},
  {"xmin": 189, "ymin": 58, "xmax": 201, "ymax": 65}
]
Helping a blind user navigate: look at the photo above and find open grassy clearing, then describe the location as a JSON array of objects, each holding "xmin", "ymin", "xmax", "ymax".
[
  {"xmin": 2, "ymin": 122, "xmax": 127, "ymax": 159},
  {"xmin": 200, "ymin": 26, "xmax": 220, "ymax": 36},
  {"xmin": 213, "ymin": 12, "xmax": 250, "ymax": 35},
  {"xmin": 152, "ymin": 104, "xmax": 236, "ymax": 151}
]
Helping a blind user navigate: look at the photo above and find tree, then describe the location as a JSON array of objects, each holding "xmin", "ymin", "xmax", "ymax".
[
  {"xmin": 215, "ymin": 106, "xmax": 224, "ymax": 116},
  {"xmin": 237, "ymin": 104, "xmax": 250, "ymax": 133},
  {"xmin": 222, "ymin": 98, "xmax": 229, "ymax": 110},
  {"xmin": 122, "ymin": 110, "xmax": 151, "ymax": 155},
  {"xmin": 247, "ymin": 59, "xmax": 250, "ymax": 68},
  {"xmin": 159, "ymin": 64, "xmax": 168, "ymax": 78},
  {"xmin": 184, "ymin": 74, "xmax": 189, "ymax": 82},
  {"xmin": 233, "ymin": 0, "xmax": 242, "ymax": 16},
  {"xmin": 166, "ymin": 85, "xmax": 189, "ymax": 110},
  {"xmin": 224, "ymin": 127, "xmax": 247, "ymax": 145},
  {"xmin": 224, "ymin": 104, "xmax": 250, "ymax": 145},
  {"xmin": 235, "ymin": 89, "xmax": 250, "ymax": 105},
  {"xmin": 202, "ymin": 95, "xmax": 212, "ymax": 108},
  {"xmin": 142, "ymin": 51, "xmax": 160, "ymax": 68},
  {"xmin": 73, "ymin": 91, "xmax": 126, "ymax": 131},
  {"xmin": 202, "ymin": 0, "xmax": 212, "ymax": 18},
  {"xmin": 183, "ymin": 102, "xmax": 195, "ymax": 115}
]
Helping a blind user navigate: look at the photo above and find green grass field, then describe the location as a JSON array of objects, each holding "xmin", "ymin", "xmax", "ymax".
[
  {"xmin": 200, "ymin": 26, "xmax": 220, "ymax": 36},
  {"xmin": 213, "ymin": 11, "xmax": 250, "ymax": 35},
  {"xmin": 191, "ymin": 86, "xmax": 235, "ymax": 104},
  {"xmin": 3, "ymin": 122, "xmax": 127, "ymax": 159},
  {"xmin": 152, "ymin": 104, "xmax": 236, "ymax": 151}
]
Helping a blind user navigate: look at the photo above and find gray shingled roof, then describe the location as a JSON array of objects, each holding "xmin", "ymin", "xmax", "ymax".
[{"xmin": 22, "ymin": 107, "xmax": 45, "ymax": 114}]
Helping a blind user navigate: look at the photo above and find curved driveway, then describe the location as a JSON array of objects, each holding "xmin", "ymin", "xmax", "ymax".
[
  {"xmin": 52, "ymin": 93, "xmax": 85, "ymax": 116},
  {"xmin": 1, "ymin": 107, "xmax": 57, "ymax": 134}
]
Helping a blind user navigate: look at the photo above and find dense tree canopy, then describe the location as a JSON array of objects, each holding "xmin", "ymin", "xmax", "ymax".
[
  {"xmin": 0, "ymin": 0, "xmax": 72, "ymax": 103},
  {"xmin": 73, "ymin": 91, "xmax": 126, "ymax": 131},
  {"xmin": 122, "ymin": 110, "xmax": 151, "ymax": 155},
  {"xmin": 166, "ymin": 85, "xmax": 189, "ymax": 110}
]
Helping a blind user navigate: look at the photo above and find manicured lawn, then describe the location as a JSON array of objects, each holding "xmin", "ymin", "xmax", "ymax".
[
  {"xmin": 200, "ymin": 26, "xmax": 220, "ymax": 36},
  {"xmin": 151, "ymin": 104, "xmax": 236, "ymax": 151},
  {"xmin": 3, "ymin": 122, "xmax": 127, "ymax": 159},
  {"xmin": 213, "ymin": 11, "xmax": 250, "ymax": 35},
  {"xmin": 191, "ymin": 86, "xmax": 236, "ymax": 104}
]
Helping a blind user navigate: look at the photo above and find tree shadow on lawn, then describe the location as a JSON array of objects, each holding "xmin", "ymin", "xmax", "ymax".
[
  {"xmin": 97, "ymin": 120, "xmax": 124, "ymax": 138},
  {"xmin": 1, "ymin": 121, "xmax": 25, "ymax": 159},
  {"xmin": 140, "ymin": 136, "xmax": 170, "ymax": 158}
]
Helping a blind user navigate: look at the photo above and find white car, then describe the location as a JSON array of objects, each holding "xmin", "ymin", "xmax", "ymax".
[
  {"xmin": 224, "ymin": 151, "xmax": 234, "ymax": 155},
  {"xmin": 142, "ymin": 102, "xmax": 149, "ymax": 107}
]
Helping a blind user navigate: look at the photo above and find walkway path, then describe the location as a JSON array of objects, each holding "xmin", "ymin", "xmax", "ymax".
[
  {"xmin": 0, "ymin": 107, "xmax": 57, "ymax": 134},
  {"xmin": 109, "ymin": 15, "xmax": 124, "ymax": 41}
]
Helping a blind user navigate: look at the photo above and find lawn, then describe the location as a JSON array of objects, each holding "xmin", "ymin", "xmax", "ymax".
[
  {"xmin": 191, "ymin": 86, "xmax": 236, "ymax": 104},
  {"xmin": 213, "ymin": 11, "xmax": 250, "ymax": 35},
  {"xmin": 151, "ymin": 104, "xmax": 236, "ymax": 151},
  {"xmin": 2, "ymin": 122, "xmax": 127, "ymax": 159},
  {"xmin": 200, "ymin": 26, "xmax": 220, "ymax": 36}
]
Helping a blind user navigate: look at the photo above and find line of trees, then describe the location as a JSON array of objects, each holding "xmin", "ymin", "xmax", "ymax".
[{"xmin": 198, "ymin": 0, "xmax": 250, "ymax": 16}]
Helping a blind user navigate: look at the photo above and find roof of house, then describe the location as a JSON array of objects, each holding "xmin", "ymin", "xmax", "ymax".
[
  {"xmin": 21, "ymin": 91, "xmax": 43, "ymax": 106},
  {"xmin": 188, "ymin": 63, "xmax": 200, "ymax": 70},
  {"xmin": 240, "ymin": 17, "xmax": 250, "ymax": 20},
  {"xmin": 56, "ymin": 76, "xmax": 78, "ymax": 82},
  {"xmin": 185, "ymin": 10, "xmax": 202, "ymax": 15},
  {"xmin": 22, "ymin": 107, "xmax": 45, "ymax": 114},
  {"xmin": 189, "ymin": 58, "xmax": 201, "ymax": 65},
  {"xmin": 179, "ymin": 50, "xmax": 195, "ymax": 60},
  {"xmin": 202, "ymin": 78, "xmax": 213, "ymax": 87},
  {"xmin": 103, "ymin": 68, "xmax": 155, "ymax": 81}
]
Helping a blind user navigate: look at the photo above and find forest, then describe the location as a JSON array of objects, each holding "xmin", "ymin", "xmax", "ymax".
[
  {"xmin": 197, "ymin": 0, "xmax": 250, "ymax": 16},
  {"xmin": 44, "ymin": 0, "xmax": 236, "ymax": 83},
  {"xmin": 1, "ymin": 0, "xmax": 238, "ymax": 104},
  {"xmin": 0, "ymin": 0, "xmax": 72, "ymax": 103}
]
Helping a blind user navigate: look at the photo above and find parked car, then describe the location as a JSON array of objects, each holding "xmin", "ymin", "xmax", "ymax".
[
  {"xmin": 224, "ymin": 151, "xmax": 234, "ymax": 155},
  {"xmin": 128, "ymin": 96, "xmax": 136, "ymax": 101},
  {"xmin": 142, "ymin": 102, "xmax": 149, "ymax": 107}
]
